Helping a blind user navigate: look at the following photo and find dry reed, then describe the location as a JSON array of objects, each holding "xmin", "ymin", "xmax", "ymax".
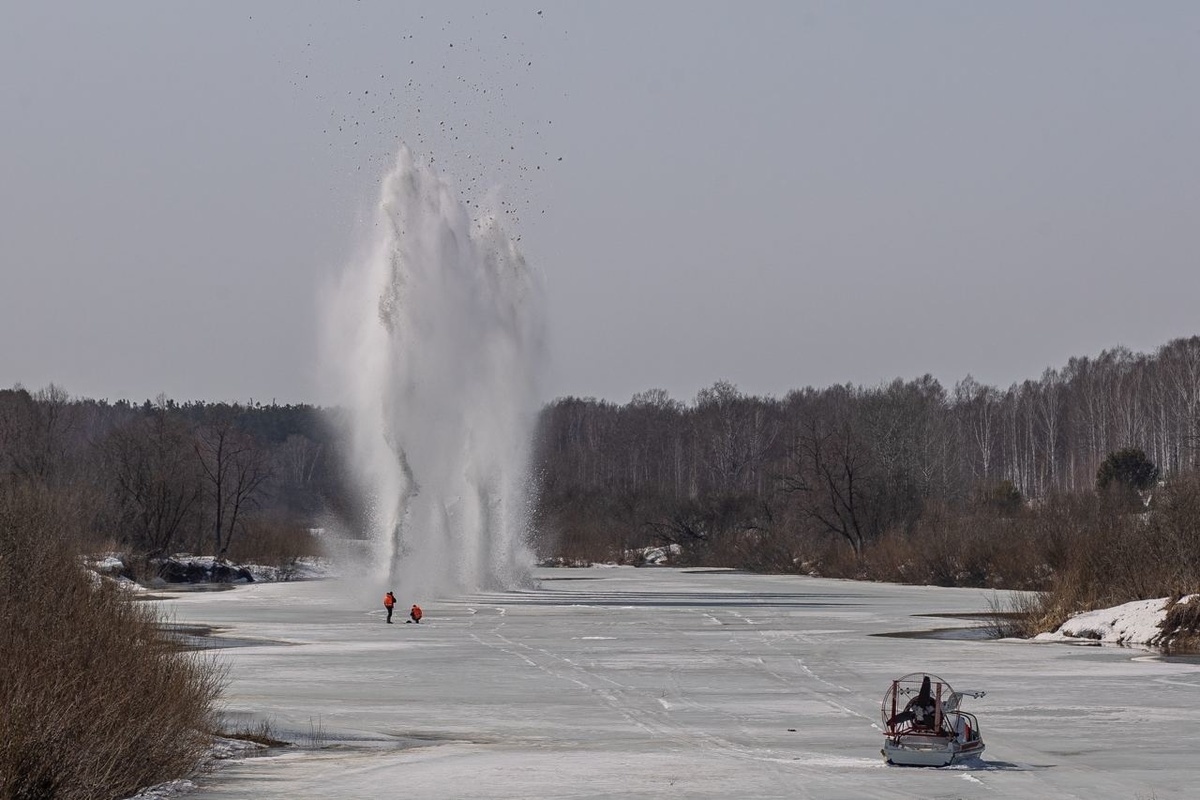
[{"xmin": 0, "ymin": 483, "xmax": 223, "ymax": 800}]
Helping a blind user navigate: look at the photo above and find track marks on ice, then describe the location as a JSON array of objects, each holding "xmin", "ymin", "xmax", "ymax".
[{"xmin": 464, "ymin": 605, "xmax": 817, "ymax": 773}]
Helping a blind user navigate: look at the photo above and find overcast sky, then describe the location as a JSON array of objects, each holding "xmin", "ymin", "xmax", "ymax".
[{"xmin": 2, "ymin": 2, "xmax": 1198, "ymax": 406}]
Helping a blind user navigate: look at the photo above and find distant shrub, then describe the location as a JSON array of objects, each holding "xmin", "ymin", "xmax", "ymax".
[
  {"xmin": 985, "ymin": 591, "xmax": 1057, "ymax": 639},
  {"xmin": 0, "ymin": 483, "xmax": 223, "ymax": 800},
  {"xmin": 1157, "ymin": 595, "xmax": 1200, "ymax": 653},
  {"xmin": 1096, "ymin": 447, "xmax": 1159, "ymax": 494},
  {"xmin": 224, "ymin": 513, "xmax": 323, "ymax": 567},
  {"xmin": 973, "ymin": 480, "xmax": 1023, "ymax": 516}
]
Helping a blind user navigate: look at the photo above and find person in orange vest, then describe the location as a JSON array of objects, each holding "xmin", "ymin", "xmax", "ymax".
[
  {"xmin": 383, "ymin": 591, "xmax": 397, "ymax": 624},
  {"xmin": 408, "ymin": 604, "xmax": 423, "ymax": 624}
]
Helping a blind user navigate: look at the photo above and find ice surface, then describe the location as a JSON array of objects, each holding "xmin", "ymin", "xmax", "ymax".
[{"xmin": 161, "ymin": 567, "xmax": 1200, "ymax": 799}]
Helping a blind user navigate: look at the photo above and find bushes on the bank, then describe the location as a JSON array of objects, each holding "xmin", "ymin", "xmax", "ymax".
[
  {"xmin": 224, "ymin": 513, "xmax": 323, "ymax": 566},
  {"xmin": 541, "ymin": 468, "xmax": 1200, "ymax": 642},
  {"xmin": 0, "ymin": 483, "xmax": 223, "ymax": 800}
]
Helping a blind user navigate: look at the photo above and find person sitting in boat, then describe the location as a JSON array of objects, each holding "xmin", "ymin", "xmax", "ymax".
[{"xmin": 889, "ymin": 675, "xmax": 939, "ymax": 731}]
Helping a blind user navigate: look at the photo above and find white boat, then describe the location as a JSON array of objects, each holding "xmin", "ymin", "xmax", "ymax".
[{"xmin": 881, "ymin": 672, "xmax": 986, "ymax": 767}]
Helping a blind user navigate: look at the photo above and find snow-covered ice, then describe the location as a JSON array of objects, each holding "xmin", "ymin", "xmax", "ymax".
[{"xmin": 159, "ymin": 567, "xmax": 1200, "ymax": 799}]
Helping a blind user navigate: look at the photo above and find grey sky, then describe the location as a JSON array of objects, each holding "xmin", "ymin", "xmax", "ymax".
[{"xmin": 2, "ymin": 2, "xmax": 1197, "ymax": 405}]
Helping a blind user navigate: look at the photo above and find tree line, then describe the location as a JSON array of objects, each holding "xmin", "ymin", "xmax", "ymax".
[
  {"xmin": 533, "ymin": 336, "xmax": 1200, "ymax": 573},
  {"xmin": 0, "ymin": 388, "xmax": 344, "ymax": 565},
  {"xmin": 4, "ymin": 335, "xmax": 1200, "ymax": 587}
]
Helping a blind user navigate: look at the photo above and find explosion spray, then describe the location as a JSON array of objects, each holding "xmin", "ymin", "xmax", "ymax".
[{"xmin": 323, "ymin": 146, "xmax": 545, "ymax": 597}]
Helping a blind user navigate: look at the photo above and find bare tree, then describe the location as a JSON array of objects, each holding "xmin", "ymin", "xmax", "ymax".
[
  {"xmin": 693, "ymin": 381, "xmax": 779, "ymax": 494},
  {"xmin": 1036, "ymin": 368, "xmax": 1064, "ymax": 492},
  {"xmin": 954, "ymin": 376, "xmax": 998, "ymax": 482},
  {"xmin": 102, "ymin": 398, "xmax": 201, "ymax": 557},
  {"xmin": 2, "ymin": 384, "xmax": 77, "ymax": 484},
  {"xmin": 781, "ymin": 413, "xmax": 878, "ymax": 558},
  {"xmin": 194, "ymin": 414, "xmax": 272, "ymax": 558},
  {"xmin": 1161, "ymin": 337, "xmax": 1200, "ymax": 470}
]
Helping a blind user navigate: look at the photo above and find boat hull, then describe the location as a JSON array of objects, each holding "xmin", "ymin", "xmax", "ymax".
[{"xmin": 883, "ymin": 736, "xmax": 985, "ymax": 767}]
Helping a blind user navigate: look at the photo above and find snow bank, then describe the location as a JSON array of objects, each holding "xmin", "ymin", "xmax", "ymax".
[
  {"xmin": 539, "ymin": 544, "xmax": 683, "ymax": 568},
  {"xmin": 1035, "ymin": 597, "xmax": 1168, "ymax": 646},
  {"xmin": 92, "ymin": 555, "xmax": 126, "ymax": 574},
  {"xmin": 1033, "ymin": 594, "xmax": 1200, "ymax": 648},
  {"xmin": 124, "ymin": 780, "xmax": 196, "ymax": 799},
  {"xmin": 243, "ymin": 557, "xmax": 334, "ymax": 582},
  {"xmin": 152, "ymin": 555, "xmax": 254, "ymax": 584},
  {"xmin": 633, "ymin": 543, "xmax": 682, "ymax": 565},
  {"xmin": 82, "ymin": 552, "xmax": 334, "ymax": 589},
  {"xmin": 82, "ymin": 554, "xmax": 147, "ymax": 593},
  {"xmin": 152, "ymin": 554, "xmax": 333, "ymax": 584},
  {"xmin": 123, "ymin": 737, "xmax": 267, "ymax": 799},
  {"xmin": 538, "ymin": 556, "xmax": 598, "ymax": 567}
]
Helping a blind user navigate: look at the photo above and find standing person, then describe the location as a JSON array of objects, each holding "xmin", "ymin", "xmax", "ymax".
[
  {"xmin": 384, "ymin": 591, "xmax": 397, "ymax": 624},
  {"xmin": 409, "ymin": 604, "xmax": 423, "ymax": 624}
]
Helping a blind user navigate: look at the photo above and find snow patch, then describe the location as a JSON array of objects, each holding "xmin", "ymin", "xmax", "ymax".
[
  {"xmin": 638, "ymin": 546, "xmax": 686, "ymax": 566},
  {"xmin": 81, "ymin": 554, "xmax": 147, "ymax": 593},
  {"xmin": 633, "ymin": 544, "xmax": 681, "ymax": 565},
  {"xmin": 91, "ymin": 555, "xmax": 126, "ymax": 574},
  {"xmin": 122, "ymin": 737, "xmax": 267, "ymax": 800},
  {"xmin": 242, "ymin": 557, "xmax": 335, "ymax": 582},
  {"xmin": 210, "ymin": 735, "xmax": 269, "ymax": 760},
  {"xmin": 1033, "ymin": 596, "xmax": 1189, "ymax": 648},
  {"xmin": 537, "ymin": 556, "xmax": 595, "ymax": 568},
  {"xmin": 123, "ymin": 779, "xmax": 196, "ymax": 799}
]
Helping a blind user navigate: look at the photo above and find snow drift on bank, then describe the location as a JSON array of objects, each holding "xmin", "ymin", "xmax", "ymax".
[{"xmin": 1035, "ymin": 594, "xmax": 1200, "ymax": 648}]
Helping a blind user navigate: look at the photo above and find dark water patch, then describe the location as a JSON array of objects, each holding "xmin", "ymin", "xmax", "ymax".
[
  {"xmin": 478, "ymin": 588, "xmax": 874, "ymax": 609},
  {"xmin": 381, "ymin": 729, "xmax": 501, "ymax": 746},
  {"xmin": 953, "ymin": 758, "xmax": 1055, "ymax": 772},
  {"xmin": 1027, "ymin": 639, "xmax": 1200, "ymax": 660},
  {"xmin": 537, "ymin": 590, "xmax": 876, "ymax": 602},
  {"xmin": 920, "ymin": 611, "xmax": 1024, "ymax": 621},
  {"xmin": 874, "ymin": 625, "xmax": 994, "ymax": 642},
  {"xmin": 160, "ymin": 623, "xmax": 293, "ymax": 651},
  {"xmin": 514, "ymin": 597, "xmax": 863, "ymax": 609},
  {"xmin": 1131, "ymin": 650, "xmax": 1200, "ymax": 664},
  {"xmin": 155, "ymin": 582, "xmax": 239, "ymax": 593},
  {"xmin": 132, "ymin": 592, "xmax": 179, "ymax": 602},
  {"xmin": 134, "ymin": 582, "xmax": 246, "ymax": 601},
  {"xmin": 874, "ymin": 610, "xmax": 1023, "ymax": 642}
]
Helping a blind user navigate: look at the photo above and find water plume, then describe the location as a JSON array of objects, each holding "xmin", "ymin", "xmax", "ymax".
[{"xmin": 322, "ymin": 146, "xmax": 545, "ymax": 598}]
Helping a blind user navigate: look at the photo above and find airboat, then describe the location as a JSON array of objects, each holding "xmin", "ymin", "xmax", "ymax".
[{"xmin": 881, "ymin": 673, "xmax": 986, "ymax": 767}]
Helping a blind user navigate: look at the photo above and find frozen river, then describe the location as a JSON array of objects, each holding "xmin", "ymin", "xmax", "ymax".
[{"xmin": 166, "ymin": 567, "xmax": 1198, "ymax": 799}]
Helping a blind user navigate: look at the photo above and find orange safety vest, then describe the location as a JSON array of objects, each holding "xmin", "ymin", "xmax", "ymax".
[
  {"xmin": 384, "ymin": 593, "xmax": 395, "ymax": 608},
  {"xmin": 410, "ymin": 605, "xmax": 422, "ymax": 620}
]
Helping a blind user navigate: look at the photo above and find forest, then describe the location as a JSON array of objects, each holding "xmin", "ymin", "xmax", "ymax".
[
  {"xmin": 3, "ymin": 336, "xmax": 1200, "ymax": 626},
  {"xmin": 0, "ymin": 389, "xmax": 336, "ymax": 569},
  {"xmin": 537, "ymin": 338, "xmax": 1200, "ymax": 626}
]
